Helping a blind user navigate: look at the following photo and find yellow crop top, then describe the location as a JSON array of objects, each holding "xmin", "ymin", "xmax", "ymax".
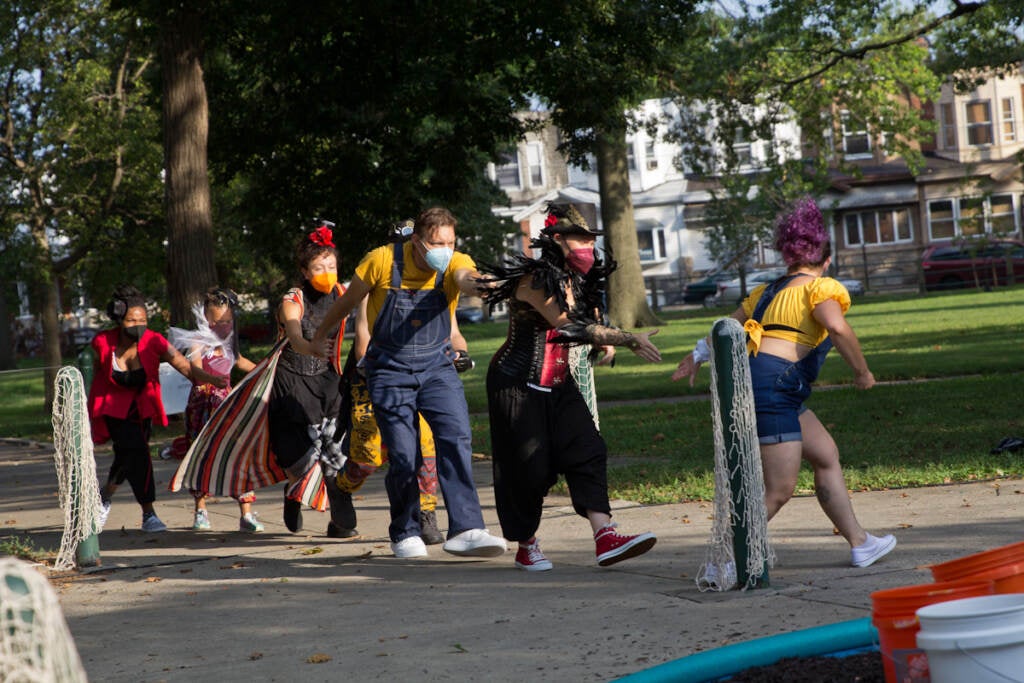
[
  {"xmin": 354, "ymin": 242, "xmax": 475, "ymax": 331},
  {"xmin": 740, "ymin": 277, "xmax": 851, "ymax": 355}
]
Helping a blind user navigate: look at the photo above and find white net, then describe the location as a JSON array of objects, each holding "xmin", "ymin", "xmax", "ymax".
[
  {"xmin": 569, "ymin": 344, "xmax": 599, "ymax": 430},
  {"xmin": 50, "ymin": 367, "xmax": 102, "ymax": 572},
  {"xmin": 0, "ymin": 557, "xmax": 89, "ymax": 682},
  {"xmin": 697, "ymin": 317, "xmax": 774, "ymax": 591}
]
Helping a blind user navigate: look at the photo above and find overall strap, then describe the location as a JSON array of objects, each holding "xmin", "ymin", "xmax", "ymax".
[
  {"xmin": 751, "ymin": 275, "xmax": 802, "ymax": 334},
  {"xmin": 390, "ymin": 242, "xmax": 404, "ymax": 289}
]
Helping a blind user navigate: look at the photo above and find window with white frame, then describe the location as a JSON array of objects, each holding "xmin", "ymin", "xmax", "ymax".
[
  {"xmin": 928, "ymin": 195, "xmax": 1020, "ymax": 240},
  {"xmin": 637, "ymin": 224, "xmax": 666, "ymax": 262},
  {"xmin": 525, "ymin": 142, "xmax": 544, "ymax": 187},
  {"xmin": 940, "ymin": 103, "xmax": 957, "ymax": 148},
  {"xmin": 644, "ymin": 139, "xmax": 658, "ymax": 170},
  {"xmin": 990, "ymin": 194, "xmax": 1016, "ymax": 233},
  {"xmin": 732, "ymin": 128, "xmax": 753, "ymax": 166},
  {"xmin": 841, "ymin": 111, "xmax": 871, "ymax": 157},
  {"xmin": 493, "ymin": 151, "xmax": 520, "ymax": 189},
  {"xmin": 965, "ymin": 100, "xmax": 994, "ymax": 146},
  {"xmin": 1001, "ymin": 98, "xmax": 1017, "ymax": 143},
  {"xmin": 843, "ymin": 208, "xmax": 914, "ymax": 246}
]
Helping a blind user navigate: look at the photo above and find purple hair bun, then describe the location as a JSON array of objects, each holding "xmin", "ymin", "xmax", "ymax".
[{"xmin": 774, "ymin": 197, "xmax": 826, "ymax": 265}]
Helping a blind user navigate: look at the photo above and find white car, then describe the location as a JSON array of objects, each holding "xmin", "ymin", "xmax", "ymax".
[
  {"xmin": 713, "ymin": 269, "xmax": 865, "ymax": 305},
  {"xmin": 713, "ymin": 268, "xmax": 787, "ymax": 306}
]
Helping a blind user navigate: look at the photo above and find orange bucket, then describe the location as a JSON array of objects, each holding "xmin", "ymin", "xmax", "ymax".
[
  {"xmin": 871, "ymin": 579, "xmax": 994, "ymax": 683},
  {"xmin": 930, "ymin": 541, "xmax": 1024, "ymax": 593}
]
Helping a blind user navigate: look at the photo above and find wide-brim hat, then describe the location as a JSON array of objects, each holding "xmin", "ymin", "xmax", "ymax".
[{"xmin": 540, "ymin": 203, "xmax": 603, "ymax": 237}]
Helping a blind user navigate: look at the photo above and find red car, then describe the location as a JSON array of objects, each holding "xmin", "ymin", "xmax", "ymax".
[{"xmin": 920, "ymin": 239, "xmax": 1024, "ymax": 291}]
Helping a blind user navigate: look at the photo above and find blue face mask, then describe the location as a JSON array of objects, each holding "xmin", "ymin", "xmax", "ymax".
[{"xmin": 422, "ymin": 245, "xmax": 453, "ymax": 273}]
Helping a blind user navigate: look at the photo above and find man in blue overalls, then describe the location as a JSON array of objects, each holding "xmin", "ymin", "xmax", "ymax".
[{"xmin": 312, "ymin": 207, "xmax": 507, "ymax": 559}]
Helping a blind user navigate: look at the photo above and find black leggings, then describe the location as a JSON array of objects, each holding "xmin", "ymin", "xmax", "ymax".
[{"xmin": 104, "ymin": 407, "xmax": 155, "ymax": 505}]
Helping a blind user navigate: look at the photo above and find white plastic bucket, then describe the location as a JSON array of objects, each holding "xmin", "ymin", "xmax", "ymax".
[
  {"xmin": 916, "ymin": 594, "xmax": 1024, "ymax": 683},
  {"xmin": 159, "ymin": 362, "xmax": 192, "ymax": 415}
]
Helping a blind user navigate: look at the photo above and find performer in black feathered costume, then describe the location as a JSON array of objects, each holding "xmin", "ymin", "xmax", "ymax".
[{"xmin": 477, "ymin": 202, "xmax": 663, "ymax": 572}]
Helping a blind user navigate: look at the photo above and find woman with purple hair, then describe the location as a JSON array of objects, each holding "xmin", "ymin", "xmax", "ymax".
[{"xmin": 673, "ymin": 197, "xmax": 896, "ymax": 570}]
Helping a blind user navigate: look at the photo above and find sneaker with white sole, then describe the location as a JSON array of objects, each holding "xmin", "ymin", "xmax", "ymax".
[
  {"xmin": 442, "ymin": 528, "xmax": 507, "ymax": 558},
  {"xmin": 192, "ymin": 509, "xmax": 211, "ymax": 531},
  {"xmin": 239, "ymin": 512, "xmax": 264, "ymax": 533},
  {"xmin": 594, "ymin": 523, "xmax": 656, "ymax": 567},
  {"xmin": 851, "ymin": 533, "xmax": 897, "ymax": 568},
  {"xmin": 515, "ymin": 539, "xmax": 553, "ymax": 572},
  {"xmin": 391, "ymin": 535, "xmax": 428, "ymax": 558},
  {"xmin": 698, "ymin": 561, "xmax": 737, "ymax": 590},
  {"xmin": 97, "ymin": 501, "xmax": 111, "ymax": 531},
  {"xmin": 141, "ymin": 512, "xmax": 167, "ymax": 533}
]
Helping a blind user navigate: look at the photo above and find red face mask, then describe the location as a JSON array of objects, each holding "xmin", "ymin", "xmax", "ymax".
[{"xmin": 566, "ymin": 248, "xmax": 595, "ymax": 275}]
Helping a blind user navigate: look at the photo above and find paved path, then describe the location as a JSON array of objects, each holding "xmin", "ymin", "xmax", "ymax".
[{"xmin": 2, "ymin": 438, "xmax": 1022, "ymax": 682}]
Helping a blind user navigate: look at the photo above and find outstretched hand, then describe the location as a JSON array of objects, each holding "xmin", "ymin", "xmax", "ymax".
[
  {"xmin": 671, "ymin": 353, "xmax": 702, "ymax": 386},
  {"xmin": 628, "ymin": 329, "xmax": 661, "ymax": 363}
]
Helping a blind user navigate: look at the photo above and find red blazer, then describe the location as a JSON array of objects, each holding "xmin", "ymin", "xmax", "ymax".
[{"xmin": 88, "ymin": 327, "xmax": 171, "ymax": 444}]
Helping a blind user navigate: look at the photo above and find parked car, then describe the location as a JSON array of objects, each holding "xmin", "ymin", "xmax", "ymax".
[
  {"xmin": 921, "ymin": 239, "xmax": 1024, "ymax": 291},
  {"xmin": 836, "ymin": 277, "xmax": 865, "ymax": 297},
  {"xmin": 455, "ymin": 305, "xmax": 484, "ymax": 324},
  {"xmin": 682, "ymin": 271, "xmax": 736, "ymax": 305},
  {"xmin": 713, "ymin": 268, "xmax": 787, "ymax": 306}
]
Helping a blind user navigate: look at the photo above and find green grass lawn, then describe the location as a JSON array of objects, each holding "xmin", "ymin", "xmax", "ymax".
[{"xmin": 5, "ymin": 286, "xmax": 1024, "ymax": 502}]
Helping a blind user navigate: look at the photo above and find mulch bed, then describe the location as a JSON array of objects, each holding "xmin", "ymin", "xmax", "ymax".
[{"xmin": 723, "ymin": 651, "xmax": 884, "ymax": 682}]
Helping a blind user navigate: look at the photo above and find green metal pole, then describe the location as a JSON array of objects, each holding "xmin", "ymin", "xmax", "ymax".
[
  {"xmin": 68, "ymin": 361, "xmax": 101, "ymax": 568},
  {"xmin": 711, "ymin": 319, "xmax": 768, "ymax": 589}
]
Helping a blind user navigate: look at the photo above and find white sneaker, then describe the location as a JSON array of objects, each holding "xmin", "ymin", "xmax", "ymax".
[
  {"xmin": 442, "ymin": 528, "xmax": 507, "ymax": 558},
  {"xmin": 391, "ymin": 536, "xmax": 428, "ymax": 558},
  {"xmin": 97, "ymin": 501, "xmax": 111, "ymax": 531},
  {"xmin": 141, "ymin": 512, "xmax": 167, "ymax": 533},
  {"xmin": 851, "ymin": 533, "xmax": 897, "ymax": 568},
  {"xmin": 698, "ymin": 561, "xmax": 737, "ymax": 590}
]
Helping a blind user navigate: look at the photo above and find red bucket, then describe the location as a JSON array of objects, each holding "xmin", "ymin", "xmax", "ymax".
[{"xmin": 871, "ymin": 579, "xmax": 994, "ymax": 683}]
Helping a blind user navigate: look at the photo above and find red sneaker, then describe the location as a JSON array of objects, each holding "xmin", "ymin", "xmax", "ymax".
[
  {"xmin": 594, "ymin": 524, "xmax": 656, "ymax": 567},
  {"xmin": 515, "ymin": 539, "xmax": 553, "ymax": 572}
]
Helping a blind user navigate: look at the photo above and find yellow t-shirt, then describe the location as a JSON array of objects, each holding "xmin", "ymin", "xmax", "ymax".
[
  {"xmin": 354, "ymin": 242, "xmax": 475, "ymax": 330},
  {"xmin": 741, "ymin": 277, "xmax": 851, "ymax": 354}
]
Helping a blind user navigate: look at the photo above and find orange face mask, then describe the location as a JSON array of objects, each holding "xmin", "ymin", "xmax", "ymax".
[{"xmin": 310, "ymin": 272, "xmax": 338, "ymax": 294}]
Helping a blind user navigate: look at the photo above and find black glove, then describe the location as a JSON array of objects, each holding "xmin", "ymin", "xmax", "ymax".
[{"xmin": 453, "ymin": 350, "xmax": 475, "ymax": 373}]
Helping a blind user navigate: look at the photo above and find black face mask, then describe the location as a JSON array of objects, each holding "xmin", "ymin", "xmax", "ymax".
[{"xmin": 123, "ymin": 325, "xmax": 146, "ymax": 341}]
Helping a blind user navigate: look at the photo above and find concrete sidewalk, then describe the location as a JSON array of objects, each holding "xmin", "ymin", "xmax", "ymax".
[{"xmin": 2, "ymin": 437, "xmax": 1022, "ymax": 682}]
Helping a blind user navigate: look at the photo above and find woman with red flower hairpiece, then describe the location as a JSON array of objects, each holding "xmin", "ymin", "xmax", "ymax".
[
  {"xmin": 478, "ymin": 202, "xmax": 662, "ymax": 571},
  {"xmin": 172, "ymin": 222, "xmax": 351, "ymax": 538},
  {"xmin": 672, "ymin": 197, "xmax": 895, "ymax": 580}
]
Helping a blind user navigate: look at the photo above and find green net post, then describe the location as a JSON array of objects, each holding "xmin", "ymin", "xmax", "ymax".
[
  {"xmin": 711, "ymin": 319, "xmax": 769, "ymax": 589},
  {"xmin": 76, "ymin": 344, "xmax": 94, "ymax": 391}
]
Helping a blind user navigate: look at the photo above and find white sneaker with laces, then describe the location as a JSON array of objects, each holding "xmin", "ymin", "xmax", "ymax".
[
  {"xmin": 391, "ymin": 535, "xmax": 428, "ymax": 558},
  {"xmin": 442, "ymin": 528, "xmax": 507, "ymax": 558},
  {"xmin": 851, "ymin": 533, "xmax": 897, "ymax": 568},
  {"xmin": 141, "ymin": 512, "xmax": 167, "ymax": 533},
  {"xmin": 698, "ymin": 561, "xmax": 737, "ymax": 590},
  {"xmin": 97, "ymin": 501, "xmax": 111, "ymax": 531}
]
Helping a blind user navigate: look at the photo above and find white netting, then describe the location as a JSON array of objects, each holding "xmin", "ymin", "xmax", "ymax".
[
  {"xmin": 0, "ymin": 557, "xmax": 89, "ymax": 682},
  {"xmin": 50, "ymin": 366, "xmax": 102, "ymax": 572},
  {"xmin": 569, "ymin": 344, "xmax": 599, "ymax": 430},
  {"xmin": 697, "ymin": 317, "xmax": 774, "ymax": 591}
]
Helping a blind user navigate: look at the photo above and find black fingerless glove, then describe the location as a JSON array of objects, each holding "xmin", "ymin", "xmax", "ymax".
[{"xmin": 453, "ymin": 350, "xmax": 475, "ymax": 373}]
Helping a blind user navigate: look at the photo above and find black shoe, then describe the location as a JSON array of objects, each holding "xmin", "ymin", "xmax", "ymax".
[
  {"xmin": 419, "ymin": 509, "xmax": 444, "ymax": 545},
  {"xmin": 283, "ymin": 495, "xmax": 303, "ymax": 533},
  {"xmin": 328, "ymin": 486, "xmax": 357, "ymax": 531},
  {"xmin": 327, "ymin": 521, "xmax": 358, "ymax": 538}
]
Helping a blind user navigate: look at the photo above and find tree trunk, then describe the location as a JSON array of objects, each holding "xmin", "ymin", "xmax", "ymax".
[
  {"xmin": 595, "ymin": 126, "xmax": 662, "ymax": 329},
  {"xmin": 161, "ymin": 7, "xmax": 216, "ymax": 325},
  {"xmin": 0, "ymin": 286, "xmax": 13, "ymax": 371},
  {"xmin": 41, "ymin": 277, "xmax": 62, "ymax": 411}
]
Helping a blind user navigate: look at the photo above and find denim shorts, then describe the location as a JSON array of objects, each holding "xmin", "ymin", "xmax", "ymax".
[{"xmin": 749, "ymin": 352, "xmax": 814, "ymax": 445}]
